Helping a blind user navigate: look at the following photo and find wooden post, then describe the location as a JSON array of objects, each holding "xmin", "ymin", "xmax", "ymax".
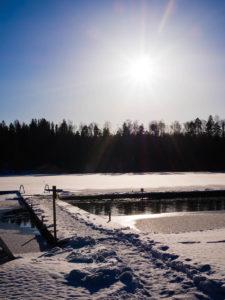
[
  {"xmin": 107, "ymin": 199, "xmax": 112, "ymax": 222},
  {"xmin": 108, "ymin": 209, "xmax": 111, "ymax": 222},
  {"xmin": 52, "ymin": 185, "xmax": 57, "ymax": 242}
]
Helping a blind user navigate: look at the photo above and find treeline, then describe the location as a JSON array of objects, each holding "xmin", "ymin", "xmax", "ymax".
[{"xmin": 1, "ymin": 115, "xmax": 225, "ymax": 173}]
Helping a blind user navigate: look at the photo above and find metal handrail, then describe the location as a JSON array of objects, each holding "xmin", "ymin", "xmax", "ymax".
[
  {"xmin": 19, "ymin": 185, "xmax": 25, "ymax": 194},
  {"xmin": 44, "ymin": 184, "xmax": 50, "ymax": 193}
]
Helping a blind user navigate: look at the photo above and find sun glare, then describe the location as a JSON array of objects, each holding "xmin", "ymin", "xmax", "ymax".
[{"xmin": 126, "ymin": 54, "xmax": 157, "ymax": 86}]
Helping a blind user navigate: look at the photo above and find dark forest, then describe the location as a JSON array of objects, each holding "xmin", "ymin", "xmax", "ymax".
[{"xmin": 1, "ymin": 115, "xmax": 225, "ymax": 173}]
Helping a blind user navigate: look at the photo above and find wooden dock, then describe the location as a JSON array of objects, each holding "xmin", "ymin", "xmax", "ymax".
[
  {"xmin": 0, "ymin": 189, "xmax": 56, "ymax": 246},
  {"xmin": 59, "ymin": 189, "xmax": 225, "ymax": 201}
]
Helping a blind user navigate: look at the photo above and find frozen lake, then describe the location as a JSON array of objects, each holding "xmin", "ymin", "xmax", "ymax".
[{"xmin": 1, "ymin": 172, "xmax": 225, "ymax": 195}]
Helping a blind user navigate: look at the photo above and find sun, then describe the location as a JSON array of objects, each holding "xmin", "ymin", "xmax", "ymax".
[{"xmin": 126, "ymin": 54, "xmax": 156, "ymax": 86}]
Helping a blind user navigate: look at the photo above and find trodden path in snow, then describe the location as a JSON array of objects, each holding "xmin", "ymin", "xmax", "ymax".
[{"xmin": 1, "ymin": 196, "xmax": 225, "ymax": 299}]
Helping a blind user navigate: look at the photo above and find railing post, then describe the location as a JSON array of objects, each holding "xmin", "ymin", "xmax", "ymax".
[
  {"xmin": 52, "ymin": 185, "xmax": 57, "ymax": 242},
  {"xmin": 107, "ymin": 199, "xmax": 112, "ymax": 223}
]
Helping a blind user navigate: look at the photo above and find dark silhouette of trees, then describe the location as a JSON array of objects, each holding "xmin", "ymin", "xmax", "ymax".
[
  {"xmin": 171, "ymin": 121, "xmax": 182, "ymax": 135},
  {"xmin": 206, "ymin": 115, "xmax": 214, "ymax": 136},
  {"xmin": 1, "ymin": 115, "xmax": 225, "ymax": 173}
]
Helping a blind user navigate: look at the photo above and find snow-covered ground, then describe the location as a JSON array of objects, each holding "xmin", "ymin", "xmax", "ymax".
[
  {"xmin": 116, "ymin": 211, "xmax": 225, "ymax": 282},
  {"xmin": 153, "ymin": 227, "xmax": 225, "ymax": 282},
  {"xmin": 1, "ymin": 196, "xmax": 225, "ymax": 299},
  {"xmin": 1, "ymin": 172, "xmax": 225, "ymax": 195}
]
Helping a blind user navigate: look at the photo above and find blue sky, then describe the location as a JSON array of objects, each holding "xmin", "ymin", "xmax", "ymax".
[{"xmin": 1, "ymin": 0, "xmax": 225, "ymax": 126}]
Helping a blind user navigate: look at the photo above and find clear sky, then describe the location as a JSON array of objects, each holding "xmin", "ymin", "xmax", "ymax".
[{"xmin": 1, "ymin": 0, "xmax": 225, "ymax": 126}]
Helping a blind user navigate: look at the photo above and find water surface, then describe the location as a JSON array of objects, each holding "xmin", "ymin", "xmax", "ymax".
[
  {"xmin": 0, "ymin": 208, "xmax": 40, "ymax": 234},
  {"xmin": 0, "ymin": 194, "xmax": 47, "ymax": 254},
  {"xmin": 73, "ymin": 197, "xmax": 225, "ymax": 216}
]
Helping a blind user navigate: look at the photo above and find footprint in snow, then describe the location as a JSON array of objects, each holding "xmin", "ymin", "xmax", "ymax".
[{"xmin": 158, "ymin": 245, "xmax": 169, "ymax": 251}]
